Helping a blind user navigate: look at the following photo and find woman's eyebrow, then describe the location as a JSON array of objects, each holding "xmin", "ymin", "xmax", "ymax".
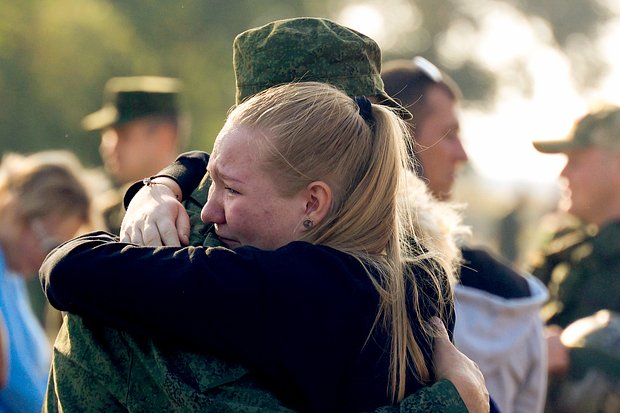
[{"xmin": 208, "ymin": 164, "xmax": 243, "ymax": 184}]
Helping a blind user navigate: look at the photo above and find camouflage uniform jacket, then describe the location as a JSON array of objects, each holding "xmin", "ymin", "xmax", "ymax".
[
  {"xmin": 533, "ymin": 219, "xmax": 620, "ymax": 328},
  {"xmin": 45, "ymin": 315, "xmax": 467, "ymax": 413}
]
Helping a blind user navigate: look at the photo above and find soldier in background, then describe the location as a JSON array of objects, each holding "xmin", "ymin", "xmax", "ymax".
[
  {"xmin": 82, "ymin": 76, "xmax": 186, "ymax": 233},
  {"xmin": 532, "ymin": 105, "xmax": 620, "ymax": 412}
]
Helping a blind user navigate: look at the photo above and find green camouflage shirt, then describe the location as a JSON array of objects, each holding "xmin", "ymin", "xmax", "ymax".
[
  {"xmin": 532, "ymin": 220, "xmax": 620, "ymax": 328},
  {"xmin": 45, "ymin": 314, "xmax": 467, "ymax": 412}
]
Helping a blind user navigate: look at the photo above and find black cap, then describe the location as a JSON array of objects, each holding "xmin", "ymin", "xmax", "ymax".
[{"xmin": 82, "ymin": 76, "xmax": 182, "ymax": 131}]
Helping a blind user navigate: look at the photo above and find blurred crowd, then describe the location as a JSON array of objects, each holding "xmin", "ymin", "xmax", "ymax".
[{"xmin": 1, "ymin": 16, "xmax": 620, "ymax": 413}]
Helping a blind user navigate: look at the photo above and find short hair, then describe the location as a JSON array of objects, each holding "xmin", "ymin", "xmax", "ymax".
[{"xmin": 382, "ymin": 58, "xmax": 460, "ymax": 129}]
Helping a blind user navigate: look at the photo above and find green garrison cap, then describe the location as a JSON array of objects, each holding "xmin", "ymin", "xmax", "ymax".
[
  {"xmin": 82, "ymin": 76, "xmax": 182, "ymax": 131},
  {"xmin": 233, "ymin": 17, "xmax": 412, "ymax": 120},
  {"xmin": 533, "ymin": 105, "xmax": 620, "ymax": 153}
]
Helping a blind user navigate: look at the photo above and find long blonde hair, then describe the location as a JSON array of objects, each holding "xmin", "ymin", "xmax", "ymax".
[{"xmin": 228, "ymin": 82, "xmax": 463, "ymax": 400}]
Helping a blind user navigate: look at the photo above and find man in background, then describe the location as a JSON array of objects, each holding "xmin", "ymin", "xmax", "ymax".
[
  {"xmin": 382, "ymin": 58, "xmax": 549, "ymax": 413},
  {"xmin": 82, "ymin": 76, "xmax": 186, "ymax": 233},
  {"xmin": 532, "ymin": 106, "xmax": 620, "ymax": 413}
]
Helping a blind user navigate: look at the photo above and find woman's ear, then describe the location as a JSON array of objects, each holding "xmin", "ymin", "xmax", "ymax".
[{"xmin": 305, "ymin": 181, "xmax": 332, "ymax": 227}]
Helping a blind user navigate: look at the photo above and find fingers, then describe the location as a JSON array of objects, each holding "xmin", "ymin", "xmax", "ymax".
[
  {"xmin": 142, "ymin": 222, "xmax": 164, "ymax": 247},
  {"xmin": 119, "ymin": 184, "xmax": 188, "ymax": 247},
  {"xmin": 120, "ymin": 225, "xmax": 145, "ymax": 246},
  {"xmin": 175, "ymin": 208, "xmax": 191, "ymax": 246},
  {"xmin": 156, "ymin": 220, "xmax": 181, "ymax": 247},
  {"xmin": 432, "ymin": 316, "xmax": 489, "ymax": 413},
  {"xmin": 431, "ymin": 316, "xmax": 449, "ymax": 339}
]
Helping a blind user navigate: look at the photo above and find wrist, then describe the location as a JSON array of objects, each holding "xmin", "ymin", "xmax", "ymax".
[
  {"xmin": 123, "ymin": 175, "xmax": 183, "ymax": 210},
  {"xmin": 142, "ymin": 176, "xmax": 182, "ymax": 201}
]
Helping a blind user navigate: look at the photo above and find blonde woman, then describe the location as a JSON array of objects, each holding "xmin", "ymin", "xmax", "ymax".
[
  {"xmin": 0, "ymin": 151, "xmax": 101, "ymax": 412},
  {"xmin": 42, "ymin": 83, "xmax": 487, "ymax": 412}
]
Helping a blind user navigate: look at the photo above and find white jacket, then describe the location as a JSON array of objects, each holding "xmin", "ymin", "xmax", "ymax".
[{"xmin": 454, "ymin": 275, "xmax": 548, "ymax": 413}]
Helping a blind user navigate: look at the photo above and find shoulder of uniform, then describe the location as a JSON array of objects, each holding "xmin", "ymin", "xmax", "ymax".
[
  {"xmin": 590, "ymin": 220, "xmax": 620, "ymax": 257},
  {"xmin": 541, "ymin": 223, "xmax": 596, "ymax": 257}
]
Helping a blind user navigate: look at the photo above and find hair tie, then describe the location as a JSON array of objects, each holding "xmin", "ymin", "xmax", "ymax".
[{"xmin": 354, "ymin": 96, "xmax": 373, "ymax": 124}]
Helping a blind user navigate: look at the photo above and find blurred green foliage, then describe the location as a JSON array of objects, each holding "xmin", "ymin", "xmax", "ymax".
[{"xmin": 0, "ymin": 0, "xmax": 612, "ymax": 165}]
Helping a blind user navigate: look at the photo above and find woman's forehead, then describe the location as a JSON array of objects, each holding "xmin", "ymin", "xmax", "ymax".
[{"xmin": 210, "ymin": 125, "xmax": 265, "ymax": 176}]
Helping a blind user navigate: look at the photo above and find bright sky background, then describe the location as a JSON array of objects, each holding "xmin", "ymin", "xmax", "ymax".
[{"xmin": 338, "ymin": 0, "xmax": 620, "ymax": 186}]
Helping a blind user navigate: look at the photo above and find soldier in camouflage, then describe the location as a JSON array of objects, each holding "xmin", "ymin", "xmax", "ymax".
[
  {"xmin": 532, "ymin": 105, "xmax": 620, "ymax": 412},
  {"xmin": 45, "ymin": 18, "xmax": 485, "ymax": 413}
]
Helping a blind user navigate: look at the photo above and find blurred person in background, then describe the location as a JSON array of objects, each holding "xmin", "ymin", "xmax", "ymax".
[
  {"xmin": 532, "ymin": 105, "xmax": 620, "ymax": 413},
  {"xmin": 0, "ymin": 150, "xmax": 101, "ymax": 413},
  {"xmin": 0, "ymin": 313, "xmax": 7, "ymax": 389},
  {"xmin": 82, "ymin": 76, "xmax": 187, "ymax": 233},
  {"xmin": 381, "ymin": 57, "xmax": 549, "ymax": 413}
]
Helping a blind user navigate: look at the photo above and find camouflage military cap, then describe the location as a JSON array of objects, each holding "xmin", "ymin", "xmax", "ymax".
[
  {"xmin": 233, "ymin": 17, "xmax": 412, "ymax": 120},
  {"xmin": 82, "ymin": 76, "xmax": 182, "ymax": 131},
  {"xmin": 561, "ymin": 310, "xmax": 620, "ymax": 381},
  {"xmin": 533, "ymin": 105, "xmax": 620, "ymax": 153}
]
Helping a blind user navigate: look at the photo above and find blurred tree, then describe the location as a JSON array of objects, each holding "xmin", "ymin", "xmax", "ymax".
[
  {"xmin": 330, "ymin": 0, "xmax": 616, "ymax": 107},
  {"xmin": 0, "ymin": 0, "xmax": 615, "ymax": 164}
]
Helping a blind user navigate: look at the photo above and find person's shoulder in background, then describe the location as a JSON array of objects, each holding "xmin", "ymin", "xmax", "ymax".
[{"xmin": 459, "ymin": 246, "xmax": 530, "ymax": 299}]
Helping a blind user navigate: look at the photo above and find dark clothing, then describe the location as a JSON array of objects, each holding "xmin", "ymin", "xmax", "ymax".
[
  {"xmin": 123, "ymin": 151, "xmax": 210, "ymax": 211},
  {"xmin": 533, "ymin": 220, "xmax": 620, "ymax": 328},
  {"xmin": 460, "ymin": 247, "xmax": 530, "ymax": 299},
  {"xmin": 529, "ymin": 215, "xmax": 593, "ymax": 287},
  {"xmin": 43, "ymin": 311, "xmax": 469, "ymax": 413},
  {"xmin": 41, "ymin": 232, "xmax": 453, "ymax": 413}
]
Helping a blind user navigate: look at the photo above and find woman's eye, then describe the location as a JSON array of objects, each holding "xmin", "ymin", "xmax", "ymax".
[{"xmin": 225, "ymin": 187, "xmax": 239, "ymax": 195}]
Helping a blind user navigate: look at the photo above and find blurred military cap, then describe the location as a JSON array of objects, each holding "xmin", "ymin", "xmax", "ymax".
[
  {"xmin": 533, "ymin": 105, "xmax": 620, "ymax": 153},
  {"xmin": 233, "ymin": 17, "xmax": 412, "ymax": 120},
  {"xmin": 82, "ymin": 76, "xmax": 182, "ymax": 131}
]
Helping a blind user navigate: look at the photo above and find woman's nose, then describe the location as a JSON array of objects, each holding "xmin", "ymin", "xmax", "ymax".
[{"xmin": 201, "ymin": 193, "xmax": 225, "ymax": 225}]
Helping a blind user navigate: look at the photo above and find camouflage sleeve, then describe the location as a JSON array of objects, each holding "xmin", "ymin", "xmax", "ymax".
[
  {"xmin": 45, "ymin": 314, "xmax": 294, "ymax": 413},
  {"xmin": 398, "ymin": 381, "xmax": 468, "ymax": 413},
  {"xmin": 46, "ymin": 315, "xmax": 468, "ymax": 413},
  {"xmin": 369, "ymin": 380, "xmax": 468, "ymax": 413}
]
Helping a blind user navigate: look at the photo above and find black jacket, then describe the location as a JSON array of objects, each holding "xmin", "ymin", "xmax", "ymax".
[{"xmin": 41, "ymin": 232, "xmax": 453, "ymax": 413}]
